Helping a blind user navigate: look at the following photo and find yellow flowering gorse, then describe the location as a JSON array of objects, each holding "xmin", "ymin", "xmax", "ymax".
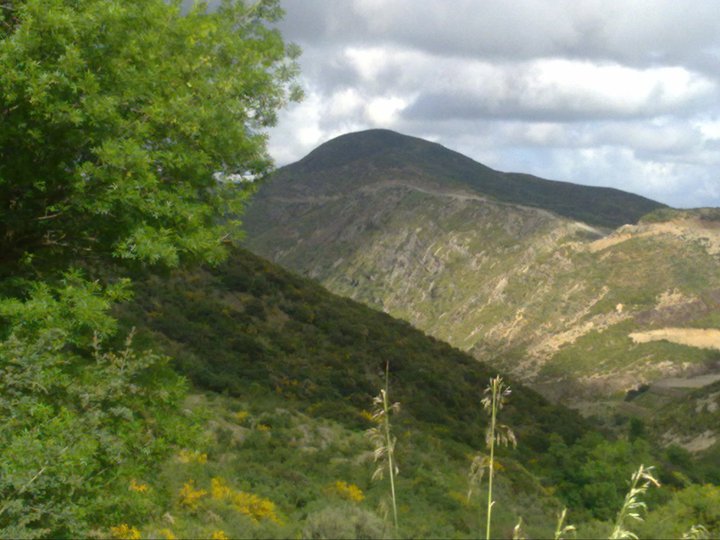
[
  {"xmin": 331, "ymin": 480, "xmax": 365, "ymax": 503},
  {"xmin": 129, "ymin": 479, "xmax": 149, "ymax": 493},
  {"xmin": 211, "ymin": 477, "xmax": 281, "ymax": 524},
  {"xmin": 234, "ymin": 411, "xmax": 250, "ymax": 423},
  {"xmin": 110, "ymin": 523, "xmax": 142, "ymax": 540},
  {"xmin": 179, "ymin": 480, "xmax": 207, "ymax": 510},
  {"xmin": 178, "ymin": 449, "xmax": 208, "ymax": 464}
]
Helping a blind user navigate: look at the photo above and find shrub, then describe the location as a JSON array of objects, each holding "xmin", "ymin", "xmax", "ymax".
[{"xmin": 302, "ymin": 504, "xmax": 386, "ymax": 540}]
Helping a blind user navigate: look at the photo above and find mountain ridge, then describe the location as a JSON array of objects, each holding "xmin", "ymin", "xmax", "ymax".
[{"xmin": 277, "ymin": 129, "xmax": 666, "ymax": 229}]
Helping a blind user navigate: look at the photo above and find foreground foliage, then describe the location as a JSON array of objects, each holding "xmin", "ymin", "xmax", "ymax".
[
  {"xmin": 0, "ymin": 280, "xmax": 192, "ymax": 537},
  {"xmin": 0, "ymin": 0, "xmax": 299, "ymax": 535},
  {"xmin": 88, "ymin": 389, "xmax": 720, "ymax": 539},
  {"xmin": 1, "ymin": 0, "xmax": 299, "ymax": 278}
]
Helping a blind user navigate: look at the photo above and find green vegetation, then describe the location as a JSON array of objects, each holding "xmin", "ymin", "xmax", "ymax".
[
  {"xmin": 0, "ymin": 0, "xmax": 299, "ymax": 279},
  {"xmin": 120, "ymin": 248, "xmax": 590, "ymax": 455},
  {"xmin": 640, "ymin": 207, "xmax": 720, "ymax": 224},
  {"xmin": 117, "ymin": 247, "xmax": 719, "ymax": 538},
  {"xmin": 3, "ymin": 230, "xmax": 719, "ymax": 537},
  {"xmin": 0, "ymin": 0, "xmax": 298, "ymax": 536},
  {"xmin": 99, "ymin": 391, "xmax": 561, "ymax": 539},
  {"xmin": 2, "ymin": 1, "xmax": 719, "ymax": 538}
]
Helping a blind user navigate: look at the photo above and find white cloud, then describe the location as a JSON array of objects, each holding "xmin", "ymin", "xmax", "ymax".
[
  {"xmin": 695, "ymin": 118, "xmax": 720, "ymax": 139},
  {"xmin": 527, "ymin": 60, "xmax": 714, "ymax": 115},
  {"xmin": 268, "ymin": 0, "xmax": 720, "ymax": 207},
  {"xmin": 366, "ymin": 96, "xmax": 408, "ymax": 125},
  {"xmin": 326, "ymin": 88, "xmax": 364, "ymax": 118}
]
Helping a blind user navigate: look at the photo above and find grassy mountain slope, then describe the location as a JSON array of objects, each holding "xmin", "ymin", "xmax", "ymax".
[
  {"xmin": 243, "ymin": 131, "xmax": 720, "ymax": 439},
  {"xmin": 114, "ymin": 248, "xmax": 596, "ymax": 538},
  {"xmin": 119, "ymin": 248, "xmax": 588, "ymax": 452},
  {"xmin": 114, "ymin": 248, "xmax": 718, "ymax": 538}
]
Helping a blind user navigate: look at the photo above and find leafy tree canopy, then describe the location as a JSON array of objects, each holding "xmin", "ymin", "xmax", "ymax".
[
  {"xmin": 0, "ymin": 1, "xmax": 300, "ymax": 535},
  {"xmin": 0, "ymin": 0, "xmax": 301, "ymax": 280}
]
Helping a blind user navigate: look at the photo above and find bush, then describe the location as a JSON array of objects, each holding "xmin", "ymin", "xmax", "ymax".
[{"xmin": 302, "ymin": 504, "xmax": 386, "ymax": 539}]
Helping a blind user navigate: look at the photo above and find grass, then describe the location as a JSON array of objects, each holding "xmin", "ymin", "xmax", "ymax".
[
  {"xmin": 119, "ymin": 390, "xmax": 562, "ymax": 539},
  {"xmin": 609, "ymin": 465, "xmax": 660, "ymax": 539},
  {"xmin": 95, "ymin": 372, "xmax": 719, "ymax": 540}
]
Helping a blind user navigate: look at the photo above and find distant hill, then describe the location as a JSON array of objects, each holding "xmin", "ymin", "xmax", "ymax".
[
  {"xmin": 279, "ymin": 129, "xmax": 665, "ymax": 228},
  {"xmin": 243, "ymin": 130, "xmax": 720, "ymax": 446}
]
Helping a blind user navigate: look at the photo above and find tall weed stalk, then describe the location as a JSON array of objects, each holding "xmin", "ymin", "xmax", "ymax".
[
  {"xmin": 467, "ymin": 375, "xmax": 516, "ymax": 540},
  {"xmin": 367, "ymin": 362, "xmax": 400, "ymax": 534},
  {"xmin": 554, "ymin": 507, "xmax": 576, "ymax": 540},
  {"xmin": 609, "ymin": 464, "xmax": 660, "ymax": 540}
]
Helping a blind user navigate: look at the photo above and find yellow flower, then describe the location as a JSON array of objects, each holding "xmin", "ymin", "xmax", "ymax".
[
  {"xmin": 234, "ymin": 411, "xmax": 249, "ymax": 423},
  {"xmin": 211, "ymin": 477, "xmax": 234, "ymax": 501},
  {"xmin": 178, "ymin": 449, "xmax": 208, "ymax": 464},
  {"xmin": 158, "ymin": 529, "xmax": 177, "ymax": 540},
  {"xmin": 208, "ymin": 477, "xmax": 280, "ymax": 524},
  {"xmin": 210, "ymin": 531, "xmax": 229, "ymax": 540},
  {"xmin": 232, "ymin": 490, "xmax": 281, "ymax": 524},
  {"xmin": 129, "ymin": 479, "xmax": 149, "ymax": 493},
  {"xmin": 110, "ymin": 524, "xmax": 142, "ymax": 540},
  {"xmin": 331, "ymin": 481, "xmax": 365, "ymax": 503},
  {"xmin": 256, "ymin": 423, "xmax": 271, "ymax": 432},
  {"xmin": 179, "ymin": 480, "xmax": 207, "ymax": 510},
  {"xmin": 359, "ymin": 409, "xmax": 375, "ymax": 423}
]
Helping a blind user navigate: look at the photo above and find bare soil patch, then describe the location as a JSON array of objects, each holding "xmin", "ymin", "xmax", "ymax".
[{"xmin": 629, "ymin": 327, "xmax": 720, "ymax": 350}]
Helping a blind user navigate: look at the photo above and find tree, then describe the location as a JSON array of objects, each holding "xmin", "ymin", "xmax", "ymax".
[
  {"xmin": 0, "ymin": 1, "xmax": 300, "ymax": 535},
  {"xmin": 0, "ymin": 0, "xmax": 301, "ymax": 280}
]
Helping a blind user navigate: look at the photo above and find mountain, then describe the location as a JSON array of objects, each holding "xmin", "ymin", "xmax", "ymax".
[
  {"xmin": 243, "ymin": 130, "xmax": 720, "ymax": 438},
  {"xmin": 256, "ymin": 129, "xmax": 664, "ymax": 229}
]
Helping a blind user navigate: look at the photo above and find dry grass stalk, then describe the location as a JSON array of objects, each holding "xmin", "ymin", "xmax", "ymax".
[
  {"xmin": 366, "ymin": 362, "xmax": 400, "ymax": 533},
  {"xmin": 554, "ymin": 507, "xmax": 576, "ymax": 540},
  {"xmin": 609, "ymin": 464, "xmax": 660, "ymax": 540},
  {"xmin": 512, "ymin": 516, "xmax": 526, "ymax": 539},
  {"xmin": 681, "ymin": 524, "xmax": 710, "ymax": 540},
  {"xmin": 467, "ymin": 375, "xmax": 516, "ymax": 540}
]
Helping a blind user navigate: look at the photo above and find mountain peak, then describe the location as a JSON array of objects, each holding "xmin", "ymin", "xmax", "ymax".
[
  {"xmin": 296, "ymin": 129, "xmax": 428, "ymax": 171},
  {"xmin": 282, "ymin": 129, "xmax": 665, "ymax": 228}
]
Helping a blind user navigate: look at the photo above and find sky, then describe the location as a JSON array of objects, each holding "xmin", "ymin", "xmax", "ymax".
[{"xmin": 264, "ymin": 0, "xmax": 720, "ymax": 208}]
